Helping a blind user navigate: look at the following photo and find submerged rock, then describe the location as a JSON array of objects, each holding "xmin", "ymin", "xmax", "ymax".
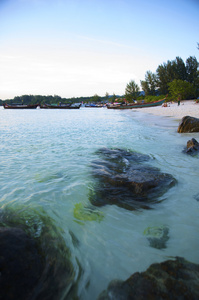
[
  {"xmin": 184, "ymin": 138, "xmax": 199, "ymax": 154},
  {"xmin": 193, "ymin": 193, "xmax": 199, "ymax": 202},
  {"xmin": 0, "ymin": 206, "xmax": 78, "ymax": 300},
  {"xmin": 73, "ymin": 202, "xmax": 104, "ymax": 223},
  {"xmin": 143, "ymin": 225, "xmax": 169, "ymax": 249},
  {"xmin": 90, "ymin": 148, "xmax": 176, "ymax": 211},
  {"xmin": 178, "ymin": 116, "xmax": 199, "ymax": 133},
  {"xmin": 98, "ymin": 257, "xmax": 199, "ymax": 300},
  {"xmin": 95, "ymin": 148, "xmax": 150, "ymax": 163},
  {"xmin": 0, "ymin": 227, "xmax": 44, "ymax": 300}
]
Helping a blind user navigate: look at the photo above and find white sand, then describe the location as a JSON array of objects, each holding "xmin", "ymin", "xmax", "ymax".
[{"xmin": 135, "ymin": 100, "xmax": 199, "ymax": 120}]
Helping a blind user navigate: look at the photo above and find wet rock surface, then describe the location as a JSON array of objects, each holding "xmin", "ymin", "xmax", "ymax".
[
  {"xmin": 143, "ymin": 225, "xmax": 169, "ymax": 249},
  {"xmin": 194, "ymin": 193, "xmax": 199, "ymax": 201},
  {"xmin": 178, "ymin": 116, "xmax": 199, "ymax": 133},
  {"xmin": 0, "ymin": 227, "xmax": 44, "ymax": 300},
  {"xmin": 90, "ymin": 148, "xmax": 176, "ymax": 211},
  {"xmin": 184, "ymin": 138, "xmax": 199, "ymax": 154},
  {"xmin": 0, "ymin": 207, "xmax": 78, "ymax": 300},
  {"xmin": 98, "ymin": 257, "xmax": 199, "ymax": 300}
]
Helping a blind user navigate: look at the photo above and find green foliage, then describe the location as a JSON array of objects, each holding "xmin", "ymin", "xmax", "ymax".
[
  {"xmin": 125, "ymin": 80, "xmax": 140, "ymax": 101},
  {"xmin": 91, "ymin": 94, "xmax": 100, "ymax": 103},
  {"xmin": 175, "ymin": 56, "xmax": 187, "ymax": 80},
  {"xmin": 139, "ymin": 55, "xmax": 199, "ymax": 99},
  {"xmin": 2, "ymin": 94, "xmax": 106, "ymax": 106},
  {"xmin": 156, "ymin": 63, "xmax": 169, "ymax": 94},
  {"xmin": 140, "ymin": 71, "xmax": 157, "ymax": 96},
  {"xmin": 144, "ymin": 95, "xmax": 166, "ymax": 103},
  {"xmin": 186, "ymin": 56, "xmax": 199, "ymax": 86},
  {"xmin": 168, "ymin": 79, "xmax": 196, "ymax": 100},
  {"xmin": 105, "ymin": 92, "xmax": 109, "ymax": 100},
  {"xmin": 108, "ymin": 93, "xmax": 117, "ymax": 103},
  {"xmin": 140, "ymin": 80, "xmax": 149, "ymax": 96},
  {"xmin": 156, "ymin": 56, "xmax": 199, "ymax": 96}
]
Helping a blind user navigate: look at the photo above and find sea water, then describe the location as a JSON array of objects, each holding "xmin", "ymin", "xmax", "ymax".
[{"xmin": 0, "ymin": 106, "xmax": 199, "ymax": 299}]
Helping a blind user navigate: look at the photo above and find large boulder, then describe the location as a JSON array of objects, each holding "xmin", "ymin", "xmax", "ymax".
[
  {"xmin": 90, "ymin": 148, "xmax": 176, "ymax": 211},
  {"xmin": 0, "ymin": 227, "xmax": 44, "ymax": 300},
  {"xmin": 98, "ymin": 257, "xmax": 199, "ymax": 300},
  {"xmin": 178, "ymin": 116, "xmax": 199, "ymax": 133},
  {"xmin": 0, "ymin": 207, "xmax": 78, "ymax": 300}
]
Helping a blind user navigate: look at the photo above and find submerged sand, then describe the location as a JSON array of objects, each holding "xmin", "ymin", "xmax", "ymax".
[{"xmin": 134, "ymin": 100, "xmax": 199, "ymax": 120}]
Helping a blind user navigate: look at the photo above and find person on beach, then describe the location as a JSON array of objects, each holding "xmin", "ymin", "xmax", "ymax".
[{"xmin": 178, "ymin": 96, "xmax": 181, "ymax": 106}]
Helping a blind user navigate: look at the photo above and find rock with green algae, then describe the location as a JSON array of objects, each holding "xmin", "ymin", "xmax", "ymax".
[
  {"xmin": 0, "ymin": 205, "xmax": 79, "ymax": 300},
  {"xmin": 143, "ymin": 225, "xmax": 169, "ymax": 249},
  {"xmin": 90, "ymin": 148, "xmax": 177, "ymax": 211},
  {"xmin": 73, "ymin": 202, "xmax": 104, "ymax": 223},
  {"xmin": 0, "ymin": 227, "xmax": 44, "ymax": 300},
  {"xmin": 98, "ymin": 257, "xmax": 199, "ymax": 300}
]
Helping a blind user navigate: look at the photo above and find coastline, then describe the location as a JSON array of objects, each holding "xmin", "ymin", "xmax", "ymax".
[{"xmin": 133, "ymin": 100, "xmax": 199, "ymax": 121}]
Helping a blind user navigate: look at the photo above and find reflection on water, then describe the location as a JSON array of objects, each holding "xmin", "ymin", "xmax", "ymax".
[{"xmin": 0, "ymin": 107, "xmax": 199, "ymax": 299}]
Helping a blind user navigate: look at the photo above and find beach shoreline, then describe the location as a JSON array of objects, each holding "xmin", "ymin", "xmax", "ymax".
[{"xmin": 134, "ymin": 100, "xmax": 199, "ymax": 120}]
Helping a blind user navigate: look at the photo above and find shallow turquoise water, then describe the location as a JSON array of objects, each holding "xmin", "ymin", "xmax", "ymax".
[{"xmin": 0, "ymin": 107, "xmax": 199, "ymax": 299}]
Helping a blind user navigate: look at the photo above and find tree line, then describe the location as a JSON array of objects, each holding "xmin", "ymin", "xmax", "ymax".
[
  {"xmin": 125, "ymin": 56, "xmax": 199, "ymax": 102},
  {"xmin": 0, "ymin": 94, "xmax": 108, "ymax": 106},
  {"xmin": 1, "ymin": 56, "xmax": 198, "ymax": 105},
  {"xmin": 0, "ymin": 92, "xmax": 119, "ymax": 106}
]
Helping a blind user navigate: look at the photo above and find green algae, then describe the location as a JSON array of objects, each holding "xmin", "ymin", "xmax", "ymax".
[
  {"xmin": 73, "ymin": 202, "xmax": 104, "ymax": 223},
  {"xmin": 0, "ymin": 204, "xmax": 79, "ymax": 299},
  {"xmin": 143, "ymin": 225, "xmax": 169, "ymax": 249}
]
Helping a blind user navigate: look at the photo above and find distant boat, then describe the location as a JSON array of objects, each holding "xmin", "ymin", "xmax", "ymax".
[
  {"xmin": 3, "ymin": 103, "xmax": 39, "ymax": 109},
  {"xmin": 107, "ymin": 98, "xmax": 166, "ymax": 109},
  {"xmin": 39, "ymin": 103, "xmax": 81, "ymax": 109},
  {"xmin": 85, "ymin": 103, "xmax": 104, "ymax": 107}
]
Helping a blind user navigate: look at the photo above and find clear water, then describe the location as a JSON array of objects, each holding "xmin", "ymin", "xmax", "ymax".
[{"xmin": 0, "ymin": 107, "xmax": 199, "ymax": 299}]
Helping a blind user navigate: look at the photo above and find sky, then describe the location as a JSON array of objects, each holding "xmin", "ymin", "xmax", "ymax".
[{"xmin": 0, "ymin": 0, "xmax": 199, "ymax": 100}]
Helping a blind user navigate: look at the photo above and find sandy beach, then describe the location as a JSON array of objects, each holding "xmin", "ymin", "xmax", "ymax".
[{"xmin": 135, "ymin": 100, "xmax": 199, "ymax": 120}]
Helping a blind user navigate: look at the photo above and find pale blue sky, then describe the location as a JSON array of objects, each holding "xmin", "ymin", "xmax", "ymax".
[{"xmin": 0, "ymin": 0, "xmax": 199, "ymax": 99}]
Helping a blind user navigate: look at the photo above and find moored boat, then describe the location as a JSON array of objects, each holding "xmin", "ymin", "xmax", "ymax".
[
  {"xmin": 3, "ymin": 103, "xmax": 39, "ymax": 109},
  {"xmin": 85, "ymin": 103, "xmax": 104, "ymax": 107},
  {"xmin": 107, "ymin": 98, "xmax": 165, "ymax": 109},
  {"xmin": 39, "ymin": 103, "xmax": 81, "ymax": 109}
]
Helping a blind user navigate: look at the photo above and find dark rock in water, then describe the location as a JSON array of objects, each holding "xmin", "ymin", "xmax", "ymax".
[
  {"xmin": 90, "ymin": 148, "xmax": 176, "ymax": 211},
  {"xmin": 143, "ymin": 225, "xmax": 169, "ymax": 249},
  {"xmin": 185, "ymin": 138, "xmax": 199, "ymax": 154},
  {"xmin": 95, "ymin": 148, "xmax": 151, "ymax": 163},
  {"xmin": 0, "ymin": 227, "xmax": 44, "ymax": 300},
  {"xmin": 0, "ymin": 207, "xmax": 78, "ymax": 300},
  {"xmin": 98, "ymin": 257, "xmax": 199, "ymax": 300},
  {"xmin": 178, "ymin": 116, "xmax": 199, "ymax": 133},
  {"xmin": 194, "ymin": 193, "xmax": 199, "ymax": 201}
]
